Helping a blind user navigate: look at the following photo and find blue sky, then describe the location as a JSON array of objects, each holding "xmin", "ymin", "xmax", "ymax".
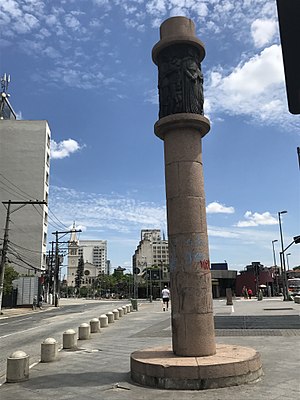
[{"xmin": 1, "ymin": 0, "xmax": 299, "ymax": 273}]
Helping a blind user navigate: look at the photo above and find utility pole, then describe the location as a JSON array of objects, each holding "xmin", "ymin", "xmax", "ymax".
[
  {"xmin": 52, "ymin": 229, "xmax": 81, "ymax": 307},
  {"xmin": 0, "ymin": 200, "xmax": 46, "ymax": 313}
]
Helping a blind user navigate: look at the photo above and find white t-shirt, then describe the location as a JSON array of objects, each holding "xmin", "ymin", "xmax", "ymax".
[{"xmin": 162, "ymin": 288, "xmax": 170, "ymax": 298}]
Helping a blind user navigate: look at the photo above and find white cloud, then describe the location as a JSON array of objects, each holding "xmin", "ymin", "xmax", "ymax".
[
  {"xmin": 206, "ymin": 202, "xmax": 235, "ymax": 214},
  {"xmin": 65, "ymin": 14, "xmax": 81, "ymax": 30},
  {"xmin": 50, "ymin": 139, "xmax": 82, "ymax": 159},
  {"xmin": 206, "ymin": 44, "xmax": 299, "ymax": 129},
  {"xmin": 49, "ymin": 186, "xmax": 167, "ymax": 234},
  {"xmin": 236, "ymin": 211, "xmax": 278, "ymax": 227},
  {"xmin": 251, "ymin": 18, "xmax": 277, "ymax": 47},
  {"xmin": 208, "ymin": 226, "xmax": 240, "ymax": 239},
  {"xmin": 0, "ymin": 0, "xmax": 22, "ymax": 19},
  {"xmin": 13, "ymin": 13, "xmax": 39, "ymax": 34}
]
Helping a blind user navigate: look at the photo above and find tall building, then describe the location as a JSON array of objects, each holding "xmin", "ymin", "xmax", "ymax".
[
  {"xmin": 67, "ymin": 226, "xmax": 107, "ymax": 287},
  {"xmin": 133, "ymin": 229, "xmax": 169, "ymax": 280},
  {"xmin": 0, "ymin": 120, "xmax": 50, "ymax": 274}
]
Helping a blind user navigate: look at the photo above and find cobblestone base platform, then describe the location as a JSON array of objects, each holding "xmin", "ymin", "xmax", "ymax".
[{"xmin": 131, "ymin": 344, "xmax": 263, "ymax": 390}]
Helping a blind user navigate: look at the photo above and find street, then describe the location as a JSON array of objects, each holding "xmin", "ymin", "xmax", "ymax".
[
  {"xmin": 0, "ymin": 299, "xmax": 130, "ymax": 383},
  {"xmin": 0, "ymin": 297, "xmax": 299, "ymax": 400}
]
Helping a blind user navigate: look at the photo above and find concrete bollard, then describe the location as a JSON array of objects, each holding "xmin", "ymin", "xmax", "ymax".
[
  {"xmin": 294, "ymin": 296, "xmax": 300, "ymax": 304},
  {"xmin": 129, "ymin": 303, "xmax": 133, "ymax": 312},
  {"xmin": 131, "ymin": 298, "xmax": 138, "ymax": 311},
  {"xmin": 6, "ymin": 351, "xmax": 29, "ymax": 382},
  {"xmin": 118, "ymin": 307, "xmax": 124, "ymax": 317},
  {"xmin": 99, "ymin": 314, "xmax": 108, "ymax": 328},
  {"xmin": 78, "ymin": 323, "xmax": 91, "ymax": 340},
  {"xmin": 122, "ymin": 305, "xmax": 127, "ymax": 315},
  {"xmin": 90, "ymin": 318, "xmax": 101, "ymax": 333},
  {"xmin": 226, "ymin": 288, "xmax": 233, "ymax": 306},
  {"xmin": 106, "ymin": 311, "xmax": 114, "ymax": 323},
  {"xmin": 126, "ymin": 304, "xmax": 131, "ymax": 313},
  {"xmin": 41, "ymin": 338, "xmax": 58, "ymax": 363},
  {"xmin": 63, "ymin": 329, "xmax": 77, "ymax": 349},
  {"xmin": 112, "ymin": 309, "xmax": 119, "ymax": 320}
]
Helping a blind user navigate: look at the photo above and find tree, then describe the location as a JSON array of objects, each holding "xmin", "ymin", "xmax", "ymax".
[
  {"xmin": 75, "ymin": 255, "xmax": 84, "ymax": 293},
  {"xmin": 4, "ymin": 265, "xmax": 19, "ymax": 295}
]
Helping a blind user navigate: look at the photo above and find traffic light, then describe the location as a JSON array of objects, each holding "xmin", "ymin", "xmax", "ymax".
[{"xmin": 294, "ymin": 235, "xmax": 300, "ymax": 244}]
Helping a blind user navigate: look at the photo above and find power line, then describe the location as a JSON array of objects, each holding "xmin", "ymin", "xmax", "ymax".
[
  {"xmin": 8, "ymin": 244, "xmax": 41, "ymax": 267},
  {"xmin": 47, "ymin": 207, "xmax": 68, "ymax": 230},
  {"xmin": 9, "ymin": 240, "xmax": 44, "ymax": 255},
  {"xmin": 0, "ymin": 184, "xmax": 26, "ymax": 201},
  {"xmin": 0, "ymin": 173, "xmax": 35, "ymax": 199}
]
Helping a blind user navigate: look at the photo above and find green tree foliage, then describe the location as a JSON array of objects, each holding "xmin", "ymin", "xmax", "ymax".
[
  {"xmin": 75, "ymin": 255, "xmax": 84, "ymax": 290},
  {"xmin": 79, "ymin": 286, "xmax": 88, "ymax": 297},
  {"xmin": 95, "ymin": 272, "xmax": 133, "ymax": 298},
  {"xmin": 4, "ymin": 265, "xmax": 19, "ymax": 295}
]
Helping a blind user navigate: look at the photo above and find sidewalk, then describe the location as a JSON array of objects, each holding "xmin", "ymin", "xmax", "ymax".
[
  {"xmin": 0, "ymin": 299, "xmax": 299, "ymax": 400},
  {"xmin": 0, "ymin": 297, "xmax": 104, "ymax": 319}
]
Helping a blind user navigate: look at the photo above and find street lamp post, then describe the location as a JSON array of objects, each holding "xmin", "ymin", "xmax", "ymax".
[
  {"xmin": 286, "ymin": 253, "xmax": 291, "ymax": 271},
  {"xmin": 278, "ymin": 210, "xmax": 288, "ymax": 300},
  {"xmin": 272, "ymin": 239, "xmax": 279, "ymax": 294}
]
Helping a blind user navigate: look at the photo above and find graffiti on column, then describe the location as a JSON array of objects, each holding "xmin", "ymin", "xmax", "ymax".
[{"xmin": 157, "ymin": 44, "xmax": 204, "ymax": 118}]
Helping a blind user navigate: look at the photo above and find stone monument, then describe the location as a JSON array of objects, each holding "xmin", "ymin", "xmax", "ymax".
[{"xmin": 130, "ymin": 16, "xmax": 262, "ymax": 390}]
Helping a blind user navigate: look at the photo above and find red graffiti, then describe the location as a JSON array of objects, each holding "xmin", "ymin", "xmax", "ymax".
[{"xmin": 200, "ymin": 259, "xmax": 210, "ymax": 270}]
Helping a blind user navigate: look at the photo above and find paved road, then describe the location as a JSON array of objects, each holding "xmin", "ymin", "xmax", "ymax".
[
  {"xmin": 0, "ymin": 298, "xmax": 299, "ymax": 400},
  {"xmin": 0, "ymin": 299, "xmax": 130, "ymax": 383}
]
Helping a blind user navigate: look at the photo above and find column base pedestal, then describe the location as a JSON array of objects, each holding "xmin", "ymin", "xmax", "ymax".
[{"xmin": 130, "ymin": 344, "xmax": 262, "ymax": 390}]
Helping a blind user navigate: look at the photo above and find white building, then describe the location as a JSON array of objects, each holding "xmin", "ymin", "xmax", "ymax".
[
  {"xmin": 133, "ymin": 229, "xmax": 169, "ymax": 280},
  {"xmin": 0, "ymin": 120, "xmax": 50, "ymax": 274},
  {"xmin": 67, "ymin": 226, "xmax": 107, "ymax": 287}
]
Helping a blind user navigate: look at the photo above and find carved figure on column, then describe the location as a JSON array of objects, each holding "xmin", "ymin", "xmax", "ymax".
[
  {"xmin": 157, "ymin": 44, "xmax": 204, "ymax": 118},
  {"xmin": 182, "ymin": 51, "xmax": 203, "ymax": 114}
]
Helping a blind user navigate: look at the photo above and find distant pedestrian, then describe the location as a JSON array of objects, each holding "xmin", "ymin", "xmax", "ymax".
[
  {"xmin": 38, "ymin": 294, "xmax": 43, "ymax": 309},
  {"xmin": 32, "ymin": 296, "xmax": 37, "ymax": 310},
  {"xmin": 247, "ymin": 288, "xmax": 253, "ymax": 299},
  {"xmin": 242, "ymin": 286, "xmax": 248, "ymax": 299},
  {"xmin": 161, "ymin": 285, "xmax": 170, "ymax": 311}
]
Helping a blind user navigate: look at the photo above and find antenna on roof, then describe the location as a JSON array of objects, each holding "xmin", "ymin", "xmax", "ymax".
[{"xmin": 1, "ymin": 73, "xmax": 11, "ymax": 94}]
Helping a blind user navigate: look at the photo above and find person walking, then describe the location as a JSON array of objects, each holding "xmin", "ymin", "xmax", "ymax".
[
  {"xmin": 161, "ymin": 285, "xmax": 170, "ymax": 311},
  {"xmin": 247, "ymin": 288, "xmax": 253, "ymax": 299},
  {"xmin": 242, "ymin": 286, "xmax": 248, "ymax": 299},
  {"xmin": 32, "ymin": 296, "xmax": 37, "ymax": 310}
]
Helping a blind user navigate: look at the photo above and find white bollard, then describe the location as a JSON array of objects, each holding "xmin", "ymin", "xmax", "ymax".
[
  {"xmin": 78, "ymin": 323, "xmax": 91, "ymax": 340},
  {"xmin": 106, "ymin": 311, "xmax": 114, "ymax": 323},
  {"xmin": 126, "ymin": 304, "xmax": 131, "ymax": 313},
  {"xmin": 90, "ymin": 318, "xmax": 101, "ymax": 333},
  {"xmin": 118, "ymin": 307, "xmax": 124, "ymax": 317},
  {"xmin": 99, "ymin": 314, "xmax": 108, "ymax": 328},
  {"xmin": 122, "ymin": 305, "xmax": 127, "ymax": 315},
  {"xmin": 41, "ymin": 338, "xmax": 58, "ymax": 363},
  {"xmin": 112, "ymin": 309, "xmax": 119, "ymax": 320},
  {"xmin": 6, "ymin": 351, "xmax": 29, "ymax": 382},
  {"xmin": 63, "ymin": 329, "xmax": 77, "ymax": 349},
  {"xmin": 129, "ymin": 303, "xmax": 133, "ymax": 312}
]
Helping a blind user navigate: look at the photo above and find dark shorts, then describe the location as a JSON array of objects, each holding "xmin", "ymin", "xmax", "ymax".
[{"xmin": 163, "ymin": 297, "xmax": 169, "ymax": 303}]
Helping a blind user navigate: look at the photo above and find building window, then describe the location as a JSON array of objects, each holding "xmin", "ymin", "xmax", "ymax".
[{"xmin": 43, "ymin": 232, "xmax": 47, "ymax": 246}]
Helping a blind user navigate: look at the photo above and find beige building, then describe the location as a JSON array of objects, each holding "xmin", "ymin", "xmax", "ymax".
[
  {"xmin": 0, "ymin": 120, "xmax": 50, "ymax": 274},
  {"xmin": 133, "ymin": 229, "xmax": 169, "ymax": 280},
  {"xmin": 67, "ymin": 226, "xmax": 107, "ymax": 287}
]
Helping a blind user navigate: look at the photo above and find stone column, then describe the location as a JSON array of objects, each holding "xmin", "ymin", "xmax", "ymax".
[{"xmin": 152, "ymin": 17, "xmax": 216, "ymax": 357}]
